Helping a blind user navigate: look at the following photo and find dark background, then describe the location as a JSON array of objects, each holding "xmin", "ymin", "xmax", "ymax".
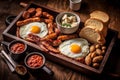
[{"xmin": 0, "ymin": 0, "xmax": 120, "ymax": 80}]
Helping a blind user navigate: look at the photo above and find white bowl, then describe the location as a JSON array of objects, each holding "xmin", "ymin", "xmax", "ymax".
[{"xmin": 56, "ymin": 12, "xmax": 80, "ymax": 34}]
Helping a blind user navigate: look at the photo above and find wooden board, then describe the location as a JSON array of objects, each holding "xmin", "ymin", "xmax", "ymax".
[{"xmin": 2, "ymin": 2, "xmax": 118, "ymax": 75}]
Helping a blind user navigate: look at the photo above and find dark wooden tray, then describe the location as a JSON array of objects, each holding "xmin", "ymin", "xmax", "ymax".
[
  {"xmin": 2, "ymin": 2, "xmax": 118, "ymax": 75},
  {"xmin": 102, "ymin": 39, "xmax": 120, "ymax": 79}
]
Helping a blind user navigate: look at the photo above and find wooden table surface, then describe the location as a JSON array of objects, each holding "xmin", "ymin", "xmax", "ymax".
[{"xmin": 0, "ymin": 0, "xmax": 120, "ymax": 80}]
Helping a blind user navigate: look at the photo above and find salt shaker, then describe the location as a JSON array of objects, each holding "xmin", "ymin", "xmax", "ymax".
[{"xmin": 69, "ymin": 0, "xmax": 82, "ymax": 11}]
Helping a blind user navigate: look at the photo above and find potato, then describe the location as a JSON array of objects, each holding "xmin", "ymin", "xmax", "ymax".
[
  {"xmin": 101, "ymin": 49, "xmax": 105, "ymax": 55},
  {"xmin": 92, "ymin": 63, "xmax": 100, "ymax": 68},
  {"xmin": 90, "ymin": 45, "xmax": 95, "ymax": 52},
  {"xmin": 102, "ymin": 46, "xmax": 106, "ymax": 50},
  {"xmin": 96, "ymin": 49, "xmax": 102, "ymax": 55},
  {"xmin": 91, "ymin": 52, "xmax": 97, "ymax": 58},
  {"xmin": 92, "ymin": 56, "xmax": 103, "ymax": 63},
  {"xmin": 88, "ymin": 53, "xmax": 92, "ymax": 57},
  {"xmin": 95, "ymin": 44, "xmax": 101, "ymax": 49},
  {"xmin": 85, "ymin": 55, "xmax": 92, "ymax": 66}
]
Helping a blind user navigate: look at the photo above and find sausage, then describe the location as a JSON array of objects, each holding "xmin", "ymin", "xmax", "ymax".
[
  {"xmin": 54, "ymin": 27, "xmax": 60, "ymax": 35},
  {"xmin": 42, "ymin": 33, "xmax": 57, "ymax": 40},
  {"xmin": 34, "ymin": 8, "xmax": 42, "ymax": 17},
  {"xmin": 44, "ymin": 19, "xmax": 53, "ymax": 23},
  {"xmin": 53, "ymin": 23, "xmax": 60, "ymax": 35},
  {"xmin": 22, "ymin": 11, "xmax": 30, "ymax": 19},
  {"xmin": 36, "ymin": 8, "xmax": 42, "ymax": 12},
  {"xmin": 16, "ymin": 17, "xmax": 40, "ymax": 26},
  {"xmin": 57, "ymin": 34, "xmax": 78, "ymax": 41},
  {"xmin": 47, "ymin": 22, "xmax": 54, "ymax": 34},
  {"xmin": 42, "ymin": 12, "xmax": 54, "ymax": 20},
  {"xmin": 27, "ymin": 8, "xmax": 36, "ymax": 16},
  {"xmin": 34, "ymin": 11, "xmax": 42, "ymax": 17}
]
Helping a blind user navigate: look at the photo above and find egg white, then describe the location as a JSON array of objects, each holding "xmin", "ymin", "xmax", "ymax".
[
  {"xmin": 19, "ymin": 22, "xmax": 48, "ymax": 39},
  {"xmin": 59, "ymin": 38, "xmax": 90, "ymax": 58}
]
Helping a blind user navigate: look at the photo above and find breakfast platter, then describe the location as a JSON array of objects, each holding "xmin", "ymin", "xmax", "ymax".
[{"xmin": 2, "ymin": 2, "xmax": 118, "ymax": 75}]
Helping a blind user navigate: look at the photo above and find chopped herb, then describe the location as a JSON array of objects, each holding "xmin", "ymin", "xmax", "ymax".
[{"xmin": 62, "ymin": 23, "xmax": 71, "ymax": 28}]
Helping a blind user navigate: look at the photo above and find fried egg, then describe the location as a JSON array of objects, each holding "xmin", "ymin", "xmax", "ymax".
[
  {"xmin": 19, "ymin": 22, "xmax": 48, "ymax": 39},
  {"xmin": 59, "ymin": 38, "xmax": 90, "ymax": 58}
]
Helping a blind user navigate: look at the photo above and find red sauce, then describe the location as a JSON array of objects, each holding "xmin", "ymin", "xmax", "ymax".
[
  {"xmin": 10, "ymin": 43, "xmax": 25, "ymax": 54},
  {"xmin": 27, "ymin": 54, "xmax": 43, "ymax": 68}
]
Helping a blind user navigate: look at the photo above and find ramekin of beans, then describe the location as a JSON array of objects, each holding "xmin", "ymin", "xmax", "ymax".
[
  {"xmin": 1, "ymin": 40, "xmax": 27, "ymax": 61},
  {"xmin": 24, "ymin": 52, "xmax": 54, "ymax": 76}
]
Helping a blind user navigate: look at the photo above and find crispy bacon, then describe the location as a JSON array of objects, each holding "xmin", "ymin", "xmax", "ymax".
[
  {"xmin": 24, "ymin": 33, "xmax": 59, "ymax": 53},
  {"xmin": 39, "ymin": 44, "xmax": 49, "ymax": 52},
  {"xmin": 52, "ymin": 39, "xmax": 62, "ymax": 47},
  {"xmin": 25, "ymin": 33, "xmax": 41, "ymax": 43},
  {"xmin": 41, "ymin": 41, "xmax": 59, "ymax": 53}
]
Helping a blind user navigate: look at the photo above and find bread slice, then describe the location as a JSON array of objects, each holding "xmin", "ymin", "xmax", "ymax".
[
  {"xmin": 79, "ymin": 27, "xmax": 105, "ymax": 45},
  {"xmin": 90, "ymin": 10, "xmax": 109, "ymax": 23},
  {"xmin": 85, "ymin": 18, "xmax": 108, "ymax": 37},
  {"xmin": 97, "ymin": 33, "xmax": 106, "ymax": 45}
]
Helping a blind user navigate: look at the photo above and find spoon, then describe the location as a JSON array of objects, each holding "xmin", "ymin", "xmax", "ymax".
[
  {"xmin": 1, "ymin": 50, "xmax": 27, "ymax": 76},
  {"xmin": 0, "ymin": 43, "xmax": 15, "ymax": 72},
  {"xmin": 0, "ymin": 53, "xmax": 15, "ymax": 72}
]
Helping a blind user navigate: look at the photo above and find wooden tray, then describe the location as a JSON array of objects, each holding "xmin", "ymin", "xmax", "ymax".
[
  {"xmin": 2, "ymin": 2, "xmax": 118, "ymax": 75},
  {"xmin": 103, "ymin": 39, "xmax": 120, "ymax": 79}
]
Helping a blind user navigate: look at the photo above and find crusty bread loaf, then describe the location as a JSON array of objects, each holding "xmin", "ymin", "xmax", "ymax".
[
  {"xmin": 85, "ymin": 18, "xmax": 108, "ymax": 37},
  {"xmin": 79, "ymin": 27, "xmax": 105, "ymax": 45},
  {"xmin": 90, "ymin": 10, "xmax": 109, "ymax": 23},
  {"xmin": 79, "ymin": 10, "xmax": 109, "ymax": 45}
]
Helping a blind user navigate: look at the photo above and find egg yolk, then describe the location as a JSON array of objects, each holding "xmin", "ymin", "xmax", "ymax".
[
  {"xmin": 70, "ymin": 44, "xmax": 81, "ymax": 53},
  {"xmin": 30, "ymin": 26, "xmax": 41, "ymax": 33}
]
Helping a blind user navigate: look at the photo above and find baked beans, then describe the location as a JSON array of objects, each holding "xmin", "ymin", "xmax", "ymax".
[
  {"xmin": 10, "ymin": 43, "xmax": 25, "ymax": 54},
  {"xmin": 27, "ymin": 54, "xmax": 43, "ymax": 68}
]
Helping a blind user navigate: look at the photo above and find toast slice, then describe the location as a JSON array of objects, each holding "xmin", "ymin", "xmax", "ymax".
[
  {"xmin": 90, "ymin": 10, "xmax": 109, "ymax": 23},
  {"xmin": 79, "ymin": 27, "xmax": 105, "ymax": 45},
  {"xmin": 85, "ymin": 18, "xmax": 107, "ymax": 37}
]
